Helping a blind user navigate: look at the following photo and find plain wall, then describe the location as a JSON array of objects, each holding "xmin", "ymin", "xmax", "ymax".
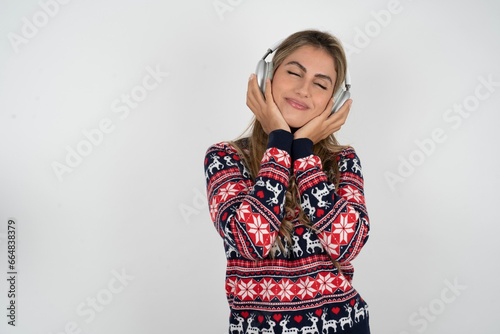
[{"xmin": 1, "ymin": 0, "xmax": 499, "ymax": 333}]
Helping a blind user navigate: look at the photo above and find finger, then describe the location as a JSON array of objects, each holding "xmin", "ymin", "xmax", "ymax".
[
  {"xmin": 322, "ymin": 98, "xmax": 350, "ymax": 130},
  {"xmin": 246, "ymin": 75, "xmax": 265, "ymax": 112},
  {"xmin": 330, "ymin": 100, "xmax": 352, "ymax": 132},
  {"xmin": 319, "ymin": 97, "xmax": 335, "ymax": 120},
  {"xmin": 247, "ymin": 74, "xmax": 259, "ymax": 100},
  {"xmin": 249, "ymin": 75, "xmax": 267, "ymax": 109},
  {"xmin": 246, "ymin": 74, "xmax": 255, "ymax": 104},
  {"xmin": 336, "ymin": 99, "xmax": 352, "ymax": 120},
  {"xmin": 328, "ymin": 99, "xmax": 352, "ymax": 121},
  {"xmin": 340, "ymin": 98, "xmax": 353, "ymax": 111},
  {"xmin": 264, "ymin": 78, "xmax": 274, "ymax": 105}
]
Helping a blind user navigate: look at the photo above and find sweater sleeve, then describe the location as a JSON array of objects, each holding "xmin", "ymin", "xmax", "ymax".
[
  {"xmin": 205, "ymin": 131, "xmax": 292, "ymax": 260},
  {"xmin": 293, "ymin": 146, "xmax": 369, "ymax": 265}
]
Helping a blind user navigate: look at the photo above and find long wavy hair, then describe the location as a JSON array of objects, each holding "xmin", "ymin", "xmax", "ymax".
[{"xmin": 232, "ymin": 30, "xmax": 349, "ymax": 257}]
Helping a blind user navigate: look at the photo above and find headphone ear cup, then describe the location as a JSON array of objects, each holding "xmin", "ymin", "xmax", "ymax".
[
  {"xmin": 331, "ymin": 90, "xmax": 351, "ymax": 114},
  {"xmin": 255, "ymin": 60, "xmax": 273, "ymax": 95}
]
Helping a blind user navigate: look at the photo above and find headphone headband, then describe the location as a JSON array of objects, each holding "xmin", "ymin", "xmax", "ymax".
[{"xmin": 263, "ymin": 39, "xmax": 284, "ymax": 58}]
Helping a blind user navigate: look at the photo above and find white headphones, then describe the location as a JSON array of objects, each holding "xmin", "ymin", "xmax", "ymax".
[{"xmin": 255, "ymin": 40, "xmax": 351, "ymax": 114}]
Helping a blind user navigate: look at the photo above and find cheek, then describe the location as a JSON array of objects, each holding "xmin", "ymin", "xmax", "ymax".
[
  {"xmin": 270, "ymin": 75, "xmax": 285, "ymax": 95},
  {"xmin": 314, "ymin": 95, "xmax": 332, "ymax": 113}
]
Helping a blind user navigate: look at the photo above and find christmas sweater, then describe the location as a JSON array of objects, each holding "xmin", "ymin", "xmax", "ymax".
[{"xmin": 205, "ymin": 130, "xmax": 370, "ymax": 334}]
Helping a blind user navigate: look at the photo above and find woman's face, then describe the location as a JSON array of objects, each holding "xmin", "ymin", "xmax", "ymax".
[{"xmin": 271, "ymin": 45, "xmax": 337, "ymax": 129}]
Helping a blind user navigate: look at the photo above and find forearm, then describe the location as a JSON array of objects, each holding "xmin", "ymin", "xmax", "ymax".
[
  {"xmin": 293, "ymin": 145, "xmax": 370, "ymax": 263},
  {"xmin": 206, "ymin": 130, "xmax": 293, "ymax": 260}
]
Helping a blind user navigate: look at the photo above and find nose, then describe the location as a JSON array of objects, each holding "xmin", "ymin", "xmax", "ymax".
[{"xmin": 295, "ymin": 79, "xmax": 310, "ymax": 98}]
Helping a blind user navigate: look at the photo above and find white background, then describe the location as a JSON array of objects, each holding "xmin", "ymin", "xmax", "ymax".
[{"xmin": 1, "ymin": 0, "xmax": 499, "ymax": 333}]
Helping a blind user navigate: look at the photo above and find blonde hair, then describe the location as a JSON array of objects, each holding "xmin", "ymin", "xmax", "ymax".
[{"xmin": 232, "ymin": 30, "xmax": 348, "ymax": 257}]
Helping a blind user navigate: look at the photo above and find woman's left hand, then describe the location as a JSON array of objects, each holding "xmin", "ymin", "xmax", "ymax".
[{"xmin": 293, "ymin": 98, "xmax": 352, "ymax": 144}]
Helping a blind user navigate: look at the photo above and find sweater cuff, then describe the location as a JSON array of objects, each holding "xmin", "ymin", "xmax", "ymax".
[
  {"xmin": 292, "ymin": 138, "xmax": 314, "ymax": 160},
  {"xmin": 267, "ymin": 129, "xmax": 293, "ymax": 153}
]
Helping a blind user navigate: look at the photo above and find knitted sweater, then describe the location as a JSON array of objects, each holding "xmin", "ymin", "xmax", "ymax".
[{"xmin": 205, "ymin": 130, "xmax": 370, "ymax": 334}]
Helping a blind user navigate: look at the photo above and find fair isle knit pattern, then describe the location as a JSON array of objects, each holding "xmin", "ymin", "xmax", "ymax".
[{"xmin": 205, "ymin": 136, "xmax": 370, "ymax": 334}]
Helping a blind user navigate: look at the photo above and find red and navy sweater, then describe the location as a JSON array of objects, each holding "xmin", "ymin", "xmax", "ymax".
[{"xmin": 205, "ymin": 130, "xmax": 370, "ymax": 334}]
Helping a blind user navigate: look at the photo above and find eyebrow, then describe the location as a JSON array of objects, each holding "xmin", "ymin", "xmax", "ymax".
[{"xmin": 284, "ymin": 61, "xmax": 333, "ymax": 85}]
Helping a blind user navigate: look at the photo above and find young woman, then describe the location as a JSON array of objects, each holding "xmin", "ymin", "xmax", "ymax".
[{"xmin": 205, "ymin": 30, "xmax": 370, "ymax": 334}]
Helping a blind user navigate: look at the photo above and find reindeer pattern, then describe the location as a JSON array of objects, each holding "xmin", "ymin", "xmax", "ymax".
[
  {"xmin": 205, "ymin": 143, "xmax": 369, "ymax": 333},
  {"xmin": 207, "ymin": 142, "xmax": 366, "ymax": 262},
  {"xmin": 229, "ymin": 298, "xmax": 369, "ymax": 334}
]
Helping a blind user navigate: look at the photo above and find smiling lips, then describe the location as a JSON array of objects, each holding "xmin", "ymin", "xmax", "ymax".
[{"xmin": 285, "ymin": 98, "xmax": 309, "ymax": 110}]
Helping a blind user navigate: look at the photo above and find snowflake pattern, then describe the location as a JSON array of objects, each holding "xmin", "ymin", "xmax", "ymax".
[
  {"xmin": 259, "ymin": 278, "xmax": 278, "ymax": 301},
  {"xmin": 294, "ymin": 155, "xmax": 319, "ymax": 171},
  {"xmin": 205, "ymin": 142, "xmax": 369, "ymax": 321},
  {"xmin": 237, "ymin": 279, "xmax": 258, "ymax": 301},
  {"xmin": 278, "ymin": 279, "xmax": 295, "ymax": 302},
  {"xmin": 226, "ymin": 277, "xmax": 238, "ymax": 296},
  {"xmin": 333, "ymin": 274, "xmax": 352, "ymax": 292},
  {"xmin": 263, "ymin": 147, "xmax": 291, "ymax": 167},
  {"xmin": 236, "ymin": 203, "xmax": 252, "ymax": 222},
  {"xmin": 297, "ymin": 277, "xmax": 318, "ymax": 299},
  {"xmin": 246, "ymin": 214, "xmax": 270, "ymax": 246},
  {"xmin": 333, "ymin": 207, "xmax": 358, "ymax": 244},
  {"xmin": 229, "ymin": 274, "xmax": 353, "ymax": 302},
  {"xmin": 209, "ymin": 196, "xmax": 219, "ymax": 221},
  {"xmin": 272, "ymin": 149, "xmax": 291, "ymax": 166},
  {"xmin": 217, "ymin": 182, "xmax": 244, "ymax": 201},
  {"xmin": 317, "ymin": 272, "xmax": 336, "ymax": 294},
  {"xmin": 318, "ymin": 232, "xmax": 341, "ymax": 256},
  {"xmin": 340, "ymin": 185, "xmax": 364, "ymax": 204}
]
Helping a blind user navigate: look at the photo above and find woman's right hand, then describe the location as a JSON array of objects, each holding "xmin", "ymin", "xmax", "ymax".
[{"xmin": 246, "ymin": 74, "xmax": 290, "ymax": 134}]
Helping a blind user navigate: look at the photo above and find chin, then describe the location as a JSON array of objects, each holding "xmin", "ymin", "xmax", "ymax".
[
  {"xmin": 284, "ymin": 117, "xmax": 307, "ymax": 129},
  {"xmin": 282, "ymin": 109, "xmax": 314, "ymax": 129},
  {"xmin": 282, "ymin": 115, "xmax": 302, "ymax": 128},
  {"xmin": 287, "ymin": 122, "xmax": 305, "ymax": 129}
]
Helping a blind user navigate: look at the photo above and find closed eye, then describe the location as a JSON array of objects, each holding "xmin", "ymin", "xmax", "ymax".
[
  {"xmin": 315, "ymin": 83, "xmax": 327, "ymax": 90},
  {"xmin": 287, "ymin": 71, "xmax": 300, "ymax": 77}
]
